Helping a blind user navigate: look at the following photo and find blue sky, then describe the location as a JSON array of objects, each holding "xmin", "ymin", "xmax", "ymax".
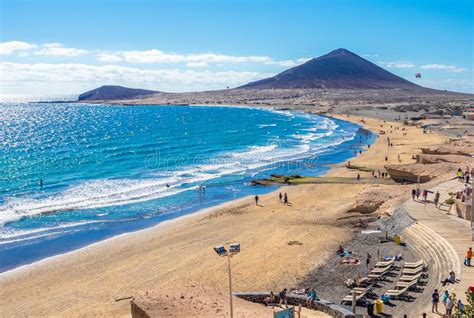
[{"xmin": 1, "ymin": 0, "xmax": 472, "ymax": 95}]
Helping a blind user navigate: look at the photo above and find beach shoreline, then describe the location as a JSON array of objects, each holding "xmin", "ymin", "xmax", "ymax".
[
  {"xmin": 0, "ymin": 107, "xmax": 371, "ymax": 273},
  {"xmin": 0, "ymin": 109, "xmax": 454, "ymax": 317}
]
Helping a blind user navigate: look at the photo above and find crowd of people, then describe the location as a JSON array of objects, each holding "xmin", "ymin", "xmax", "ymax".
[
  {"xmin": 457, "ymin": 167, "xmax": 471, "ymax": 184},
  {"xmin": 262, "ymin": 287, "xmax": 319, "ymax": 309},
  {"xmin": 432, "ymin": 288, "xmax": 467, "ymax": 316}
]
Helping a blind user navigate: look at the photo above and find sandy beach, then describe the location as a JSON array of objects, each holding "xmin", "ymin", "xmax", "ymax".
[{"xmin": 0, "ymin": 112, "xmax": 459, "ymax": 317}]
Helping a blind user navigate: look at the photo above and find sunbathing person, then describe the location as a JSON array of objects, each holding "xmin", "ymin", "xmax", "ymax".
[
  {"xmin": 339, "ymin": 257, "xmax": 360, "ymax": 265},
  {"xmin": 337, "ymin": 245, "xmax": 344, "ymax": 256},
  {"xmin": 263, "ymin": 291, "xmax": 276, "ymax": 306},
  {"xmin": 336, "ymin": 245, "xmax": 352, "ymax": 257}
]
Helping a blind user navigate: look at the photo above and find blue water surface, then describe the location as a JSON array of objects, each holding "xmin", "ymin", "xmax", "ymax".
[{"xmin": 0, "ymin": 104, "xmax": 375, "ymax": 272}]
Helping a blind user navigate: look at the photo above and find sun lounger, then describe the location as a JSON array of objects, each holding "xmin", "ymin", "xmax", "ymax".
[
  {"xmin": 367, "ymin": 269, "xmax": 392, "ymax": 280},
  {"xmin": 374, "ymin": 258, "xmax": 395, "ymax": 268},
  {"xmin": 370, "ymin": 263, "xmax": 393, "ymax": 274},
  {"xmin": 399, "ymin": 273, "xmax": 422, "ymax": 282},
  {"xmin": 403, "ymin": 260, "xmax": 424, "ymax": 268},
  {"xmin": 403, "ymin": 259, "xmax": 424, "ymax": 268},
  {"xmin": 341, "ymin": 291, "xmax": 367, "ymax": 304},
  {"xmin": 402, "ymin": 266, "xmax": 424, "ymax": 275},
  {"xmin": 352, "ymin": 286, "xmax": 372, "ymax": 294},
  {"xmin": 395, "ymin": 280, "xmax": 419, "ymax": 289},
  {"xmin": 386, "ymin": 286, "xmax": 410, "ymax": 300}
]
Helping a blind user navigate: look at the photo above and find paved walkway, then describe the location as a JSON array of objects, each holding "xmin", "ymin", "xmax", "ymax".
[{"xmin": 402, "ymin": 179, "xmax": 473, "ymax": 314}]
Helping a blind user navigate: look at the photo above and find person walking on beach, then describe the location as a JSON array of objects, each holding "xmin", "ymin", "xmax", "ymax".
[
  {"xmin": 411, "ymin": 188, "xmax": 416, "ymax": 201},
  {"xmin": 465, "ymin": 247, "xmax": 472, "ymax": 266},
  {"xmin": 279, "ymin": 192, "xmax": 282, "ymax": 202},
  {"xmin": 357, "ymin": 173, "xmax": 360, "ymax": 181},
  {"xmin": 279, "ymin": 288, "xmax": 288, "ymax": 308},
  {"xmin": 255, "ymin": 195, "xmax": 259, "ymax": 205},
  {"xmin": 445, "ymin": 295, "xmax": 454, "ymax": 317},
  {"xmin": 385, "ymin": 156, "xmax": 388, "ymax": 162},
  {"xmin": 366, "ymin": 253, "xmax": 372, "ymax": 269},
  {"xmin": 283, "ymin": 193, "xmax": 288, "ymax": 205},
  {"xmin": 432, "ymin": 289, "xmax": 439, "ymax": 313},
  {"xmin": 434, "ymin": 191, "xmax": 440, "ymax": 207},
  {"xmin": 457, "ymin": 299, "xmax": 465, "ymax": 315},
  {"xmin": 416, "ymin": 188, "xmax": 421, "ymax": 200},
  {"xmin": 441, "ymin": 290, "xmax": 449, "ymax": 307}
]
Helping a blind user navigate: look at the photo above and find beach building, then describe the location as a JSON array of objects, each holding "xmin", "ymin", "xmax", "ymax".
[{"xmin": 462, "ymin": 108, "xmax": 474, "ymax": 120}]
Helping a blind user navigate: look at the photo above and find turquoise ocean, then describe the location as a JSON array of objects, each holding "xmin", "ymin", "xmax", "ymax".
[{"xmin": 0, "ymin": 102, "xmax": 374, "ymax": 272}]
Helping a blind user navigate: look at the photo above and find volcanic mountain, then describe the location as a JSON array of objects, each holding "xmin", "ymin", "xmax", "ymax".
[
  {"xmin": 78, "ymin": 85, "xmax": 159, "ymax": 101},
  {"xmin": 240, "ymin": 48, "xmax": 421, "ymax": 90}
]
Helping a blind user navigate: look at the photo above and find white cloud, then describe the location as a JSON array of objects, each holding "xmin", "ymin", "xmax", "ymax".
[
  {"xmin": 111, "ymin": 49, "xmax": 305, "ymax": 67},
  {"xmin": 97, "ymin": 53, "xmax": 123, "ymax": 62},
  {"xmin": 34, "ymin": 43, "xmax": 87, "ymax": 57},
  {"xmin": 296, "ymin": 57, "xmax": 312, "ymax": 64},
  {"xmin": 0, "ymin": 41, "xmax": 36, "ymax": 55},
  {"xmin": 0, "ymin": 62, "xmax": 271, "ymax": 93},
  {"xmin": 377, "ymin": 61, "xmax": 415, "ymax": 68},
  {"xmin": 420, "ymin": 64, "xmax": 466, "ymax": 73},
  {"xmin": 2, "ymin": 40, "xmax": 309, "ymax": 68},
  {"xmin": 186, "ymin": 61, "xmax": 209, "ymax": 68},
  {"xmin": 362, "ymin": 53, "xmax": 379, "ymax": 58}
]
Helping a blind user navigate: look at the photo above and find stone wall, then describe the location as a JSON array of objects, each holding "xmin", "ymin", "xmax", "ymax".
[
  {"xmin": 131, "ymin": 301, "xmax": 150, "ymax": 318},
  {"xmin": 233, "ymin": 291, "xmax": 355, "ymax": 318},
  {"xmin": 455, "ymin": 199, "xmax": 472, "ymax": 220}
]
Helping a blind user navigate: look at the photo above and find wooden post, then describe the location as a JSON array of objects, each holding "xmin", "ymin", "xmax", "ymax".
[
  {"xmin": 227, "ymin": 254, "xmax": 234, "ymax": 318},
  {"xmin": 471, "ymin": 175, "xmax": 473, "ymax": 240},
  {"xmin": 352, "ymin": 291, "xmax": 356, "ymax": 314}
]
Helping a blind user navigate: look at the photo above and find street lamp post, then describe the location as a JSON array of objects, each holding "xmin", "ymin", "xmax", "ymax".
[
  {"xmin": 214, "ymin": 243, "xmax": 240, "ymax": 318},
  {"xmin": 471, "ymin": 173, "xmax": 473, "ymax": 241}
]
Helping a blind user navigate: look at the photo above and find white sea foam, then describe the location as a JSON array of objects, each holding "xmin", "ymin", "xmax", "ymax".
[
  {"xmin": 0, "ymin": 112, "xmax": 355, "ymax": 232},
  {"xmin": 257, "ymin": 123, "xmax": 277, "ymax": 128},
  {"xmin": 0, "ymin": 230, "xmax": 77, "ymax": 245}
]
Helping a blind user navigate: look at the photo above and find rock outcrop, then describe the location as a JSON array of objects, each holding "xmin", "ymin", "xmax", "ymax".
[
  {"xmin": 352, "ymin": 187, "xmax": 401, "ymax": 213},
  {"xmin": 416, "ymin": 154, "xmax": 469, "ymax": 164},
  {"xmin": 420, "ymin": 145, "xmax": 473, "ymax": 157},
  {"xmin": 385, "ymin": 163, "xmax": 455, "ymax": 183}
]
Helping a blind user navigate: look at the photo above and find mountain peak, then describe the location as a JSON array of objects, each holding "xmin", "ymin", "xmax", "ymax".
[
  {"xmin": 328, "ymin": 48, "xmax": 352, "ymax": 55},
  {"xmin": 240, "ymin": 48, "xmax": 420, "ymax": 90}
]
